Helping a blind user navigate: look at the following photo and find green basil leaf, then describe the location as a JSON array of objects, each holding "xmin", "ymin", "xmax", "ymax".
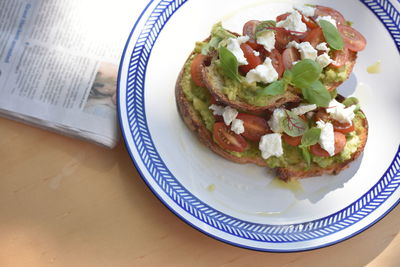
[
  {"xmin": 301, "ymin": 147, "xmax": 312, "ymax": 166},
  {"xmin": 218, "ymin": 46, "xmax": 240, "ymax": 82},
  {"xmin": 319, "ymin": 20, "xmax": 344, "ymax": 50},
  {"xmin": 283, "ymin": 69, "xmax": 293, "ymax": 83},
  {"xmin": 255, "ymin": 20, "xmax": 276, "ymax": 34},
  {"xmin": 291, "ymin": 59, "xmax": 322, "ymax": 89},
  {"xmin": 257, "ymin": 80, "xmax": 286, "ymax": 96},
  {"xmin": 301, "ymin": 80, "xmax": 331, "ymax": 107},
  {"xmin": 300, "ymin": 127, "xmax": 321, "ymax": 147},
  {"xmin": 201, "ymin": 36, "xmax": 222, "ymax": 55},
  {"xmin": 279, "ymin": 110, "xmax": 309, "ymax": 137}
]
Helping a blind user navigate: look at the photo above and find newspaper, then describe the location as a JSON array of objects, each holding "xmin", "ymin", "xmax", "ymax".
[{"xmin": 0, "ymin": 0, "xmax": 139, "ymax": 147}]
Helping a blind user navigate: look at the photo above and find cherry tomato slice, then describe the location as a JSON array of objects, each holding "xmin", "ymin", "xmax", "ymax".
[
  {"xmin": 236, "ymin": 113, "xmax": 271, "ymax": 142},
  {"xmin": 310, "ymin": 132, "xmax": 347, "ymax": 157},
  {"xmin": 190, "ymin": 54, "xmax": 209, "ymax": 87},
  {"xmin": 330, "ymin": 48, "xmax": 349, "ymax": 68},
  {"xmin": 333, "ymin": 121, "xmax": 355, "ymax": 134},
  {"xmin": 302, "ymin": 15, "xmax": 318, "ymax": 29},
  {"xmin": 338, "ymin": 25, "xmax": 367, "ymax": 52},
  {"xmin": 243, "ymin": 20, "xmax": 260, "ymax": 41},
  {"xmin": 267, "ymin": 49, "xmax": 285, "ymax": 78},
  {"xmin": 302, "ymin": 27, "xmax": 325, "ymax": 48},
  {"xmin": 315, "ymin": 5, "xmax": 346, "ymax": 25},
  {"xmin": 239, "ymin": 43, "xmax": 263, "ymax": 75},
  {"xmin": 213, "ymin": 122, "xmax": 249, "ymax": 152},
  {"xmin": 282, "ymin": 47, "xmax": 300, "ymax": 70},
  {"xmin": 276, "ymin": 12, "xmax": 291, "ymax": 22},
  {"xmin": 274, "ymin": 28, "xmax": 300, "ymax": 52},
  {"xmin": 282, "ymin": 133, "xmax": 302, "ymax": 146}
]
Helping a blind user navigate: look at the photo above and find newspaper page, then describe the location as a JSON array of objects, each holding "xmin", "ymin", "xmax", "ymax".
[{"xmin": 0, "ymin": 0, "xmax": 139, "ymax": 147}]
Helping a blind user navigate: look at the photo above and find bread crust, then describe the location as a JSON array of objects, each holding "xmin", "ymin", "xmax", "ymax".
[{"xmin": 176, "ymin": 51, "xmax": 367, "ymax": 180}]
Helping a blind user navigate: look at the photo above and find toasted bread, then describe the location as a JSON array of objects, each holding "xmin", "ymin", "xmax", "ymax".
[{"xmin": 176, "ymin": 52, "xmax": 368, "ymax": 180}]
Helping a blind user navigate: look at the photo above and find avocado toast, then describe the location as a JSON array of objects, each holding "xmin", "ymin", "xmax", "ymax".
[{"xmin": 176, "ymin": 4, "xmax": 368, "ymax": 180}]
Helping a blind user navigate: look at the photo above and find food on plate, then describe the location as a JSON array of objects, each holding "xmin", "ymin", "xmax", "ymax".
[{"xmin": 175, "ymin": 4, "xmax": 368, "ymax": 180}]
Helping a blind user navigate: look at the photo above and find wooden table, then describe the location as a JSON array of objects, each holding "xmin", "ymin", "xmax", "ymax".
[{"xmin": 1, "ymin": 116, "xmax": 399, "ymax": 267}]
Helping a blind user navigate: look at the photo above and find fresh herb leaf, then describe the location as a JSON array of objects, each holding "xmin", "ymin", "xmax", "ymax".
[
  {"xmin": 201, "ymin": 36, "xmax": 222, "ymax": 55},
  {"xmin": 291, "ymin": 59, "xmax": 322, "ymax": 89},
  {"xmin": 218, "ymin": 46, "xmax": 240, "ymax": 81},
  {"xmin": 279, "ymin": 110, "xmax": 309, "ymax": 137},
  {"xmin": 255, "ymin": 20, "xmax": 277, "ymax": 34},
  {"xmin": 300, "ymin": 127, "xmax": 321, "ymax": 147},
  {"xmin": 319, "ymin": 20, "xmax": 344, "ymax": 50},
  {"xmin": 257, "ymin": 80, "xmax": 286, "ymax": 96},
  {"xmin": 283, "ymin": 69, "xmax": 293, "ymax": 83},
  {"xmin": 301, "ymin": 80, "xmax": 331, "ymax": 107},
  {"xmin": 301, "ymin": 147, "xmax": 312, "ymax": 166}
]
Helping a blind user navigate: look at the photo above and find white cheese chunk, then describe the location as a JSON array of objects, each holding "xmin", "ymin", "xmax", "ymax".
[
  {"xmin": 209, "ymin": 104, "xmax": 224, "ymax": 116},
  {"xmin": 226, "ymin": 36, "xmax": 250, "ymax": 65},
  {"xmin": 316, "ymin": 16, "xmax": 337, "ymax": 28},
  {"xmin": 326, "ymin": 99, "xmax": 356, "ymax": 124},
  {"xmin": 268, "ymin": 108, "xmax": 286, "ymax": 133},
  {"xmin": 316, "ymin": 42, "xmax": 330, "ymax": 53},
  {"xmin": 276, "ymin": 11, "xmax": 307, "ymax": 35},
  {"xmin": 316, "ymin": 52, "xmax": 333, "ymax": 68},
  {"xmin": 256, "ymin": 30, "xmax": 276, "ymax": 52},
  {"xmin": 297, "ymin": 42, "xmax": 318, "ymax": 60},
  {"xmin": 294, "ymin": 4, "xmax": 316, "ymax": 17},
  {"xmin": 231, "ymin": 119, "xmax": 245, "ymax": 134},
  {"xmin": 286, "ymin": 40, "xmax": 300, "ymax": 49},
  {"xmin": 291, "ymin": 104, "xmax": 317, "ymax": 115},
  {"xmin": 253, "ymin": 50, "xmax": 260, "ymax": 56},
  {"xmin": 245, "ymin": 57, "xmax": 278, "ymax": 84},
  {"xmin": 259, "ymin": 133, "xmax": 284, "ymax": 159},
  {"xmin": 222, "ymin": 106, "xmax": 238, "ymax": 126},
  {"xmin": 316, "ymin": 120, "xmax": 335, "ymax": 156}
]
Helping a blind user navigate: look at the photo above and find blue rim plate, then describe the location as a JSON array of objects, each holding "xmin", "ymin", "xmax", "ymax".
[{"xmin": 118, "ymin": 0, "xmax": 400, "ymax": 252}]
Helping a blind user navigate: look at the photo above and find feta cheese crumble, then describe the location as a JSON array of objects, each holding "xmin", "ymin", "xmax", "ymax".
[
  {"xmin": 231, "ymin": 119, "xmax": 245, "ymax": 134},
  {"xmin": 259, "ymin": 133, "xmax": 284, "ymax": 159},
  {"xmin": 316, "ymin": 120, "xmax": 335, "ymax": 156},
  {"xmin": 226, "ymin": 36, "xmax": 250, "ymax": 65},
  {"xmin": 276, "ymin": 11, "xmax": 307, "ymax": 35},
  {"xmin": 316, "ymin": 16, "xmax": 337, "ymax": 28},
  {"xmin": 316, "ymin": 42, "xmax": 330, "ymax": 53},
  {"xmin": 268, "ymin": 108, "xmax": 286, "ymax": 133},
  {"xmin": 326, "ymin": 99, "xmax": 356, "ymax": 124},
  {"xmin": 256, "ymin": 30, "xmax": 276, "ymax": 52},
  {"xmin": 222, "ymin": 106, "xmax": 239, "ymax": 126},
  {"xmin": 246, "ymin": 57, "xmax": 278, "ymax": 84},
  {"xmin": 291, "ymin": 104, "xmax": 317, "ymax": 115},
  {"xmin": 209, "ymin": 104, "xmax": 224, "ymax": 116},
  {"xmin": 286, "ymin": 41, "xmax": 318, "ymax": 61},
  {"xmin": 316, "ymin": 52, "xmax": 333, "ymax": 68},
  {"xmin": 294, "ymin": 4, "xmax": 316, "ymax": 17}
]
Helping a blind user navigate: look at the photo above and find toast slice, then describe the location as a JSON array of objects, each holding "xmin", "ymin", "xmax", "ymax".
[{"xmin": 176, "ymin": 52, "xmax": 368, "ymax": 180}]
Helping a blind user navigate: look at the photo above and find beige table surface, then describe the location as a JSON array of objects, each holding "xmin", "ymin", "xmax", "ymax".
[{"xmin": 1, "ymin": 117, "xmax": 399, "ymax": 267}]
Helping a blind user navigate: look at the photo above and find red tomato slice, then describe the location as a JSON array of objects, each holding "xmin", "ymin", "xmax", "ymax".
[
  {"xmin": 276, "ymin": 12, "xmax": 291, "ymax": 22},
  {"xmin": 191, "ymin": 54, "xmax": 209, "ymax": 87},
  {"xmin": 267, "ymin": 49, "xmax": 284, "ymax": 78},
  {"xmin": 213, "ymin": 122, "xmax": 249, "ymax": 152},
  {"xmin": 338, "ymin": 25, "xmax": 367, "ymax": 52},
  {"xmin": 330, "ymin": 48, "xmax": 349, "ymax": 68},
  {"xmin": 274, "ymin": 28, "xmax": 300, "ymax": 52},
  {"xmin": 302, "ymin": 15, "xmax": 318, "ymax": 29},
  {"xmin": 243, "ymin": 20, "xmax": 260, "ymax": 41},
  {"xmin": 315, "ymin": 5, "xmax": 346, "ymax": 25},
  {"xmin": 238, "ymin": 43, "xmax": 263, "ymax": 75},
  {"xmin": 282, "ymin": 47, "xmax": 300, "ymax": 70},
  {"xmin": 236, "ymin": 113, "xmax": 271, "ymax": 142},
  {"xmin": 310, "ymin": 132, "xmax": 347, "ymax": 157},
  {"xmin": 302, "ymin": 27, "xmax": 325, "ymax": 48},
  {"xmin": 333, "ymin": 121, "xmax": 355, "ymax": 134},
  {"xmin": 282, "ymin": 133, "xmax": 302, "ymax": 146}
]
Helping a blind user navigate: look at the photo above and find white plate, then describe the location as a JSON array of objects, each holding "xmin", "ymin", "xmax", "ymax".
[{"xmin": 118, "ymin": 0, "xmax": 400, "ymax": 252}]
